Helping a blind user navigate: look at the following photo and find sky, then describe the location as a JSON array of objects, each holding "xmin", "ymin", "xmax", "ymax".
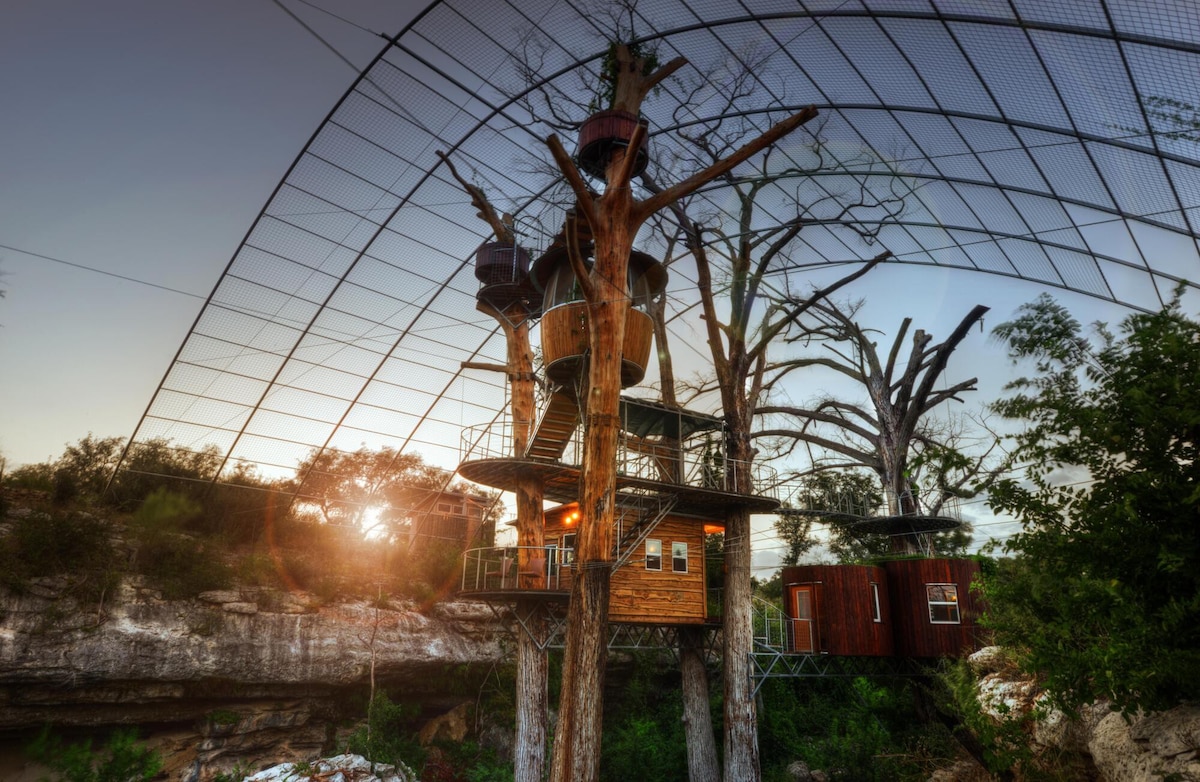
[
  {"xmin": 0, "ymin": 0, "xmax": 427, "ymax": 468},
  {"xmin": 0, "ymin": 1, "xmax": 1164, "ymax": 565}
]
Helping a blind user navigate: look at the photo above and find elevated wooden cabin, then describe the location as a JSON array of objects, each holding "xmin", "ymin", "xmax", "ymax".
[
  {"xmin": 781, "ymin": 558, "xmax": 983, "ymax": 658},
  {"xmin": 542, "ymin": 504, "xmax": 720, "ymax": 625}
]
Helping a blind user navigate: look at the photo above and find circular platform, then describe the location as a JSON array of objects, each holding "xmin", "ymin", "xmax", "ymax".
[{"xmin": 849, "ymin": 514, "xmax": 962, "ymax": 537}]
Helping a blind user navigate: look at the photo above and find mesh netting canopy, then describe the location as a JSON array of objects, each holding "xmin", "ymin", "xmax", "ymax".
[{"xmin": 121, "ymin": 0, "xmax": 1200, "ymax": 495}]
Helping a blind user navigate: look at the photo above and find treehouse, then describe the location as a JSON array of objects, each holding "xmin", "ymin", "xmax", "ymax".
[
  {"xmin": 457, "ymin": 396, "xmax": 777, "ymax": 626},
  {"xmin": 529, "ymin": 230, "xmax": 667, "ymax": 387},
  {"xmin": 474, "ymin": 241, "xmax": 540, "ymax": 313},
  {"xmin": 780, "ymin": 558, "xmax": 984, "ymax": 659}
]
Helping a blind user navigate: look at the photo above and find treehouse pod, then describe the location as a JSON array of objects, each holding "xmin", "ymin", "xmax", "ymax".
[
  {"xmin": 532, "ymin": 243, "xmax": 667, "ymax": 387},
  {"xmin": 576, "ymin": 110, "xmax": 649, "ymax": 181},
  {"xmin": 781, "ymin": 565, "xmax": 893, "ymax": 656},
  {"xmin": 883, "ymin": 558, "xmax": 984, "ymax": 658},
  {"xmin": 474, "ymin": 242, "xmax": 539, "ymax": 312}
]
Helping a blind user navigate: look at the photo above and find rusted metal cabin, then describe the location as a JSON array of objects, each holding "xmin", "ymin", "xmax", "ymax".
[
  {"xmin": 781, "ymin": 565, "xmax": 893, "ymax": 656},
  {"xmin": 781, "ymin": 558, "xmax": 983, "ymax": 658},
  {"xmin": 883, "ymin": 558, "xmax": 983, "ymax": 658}
]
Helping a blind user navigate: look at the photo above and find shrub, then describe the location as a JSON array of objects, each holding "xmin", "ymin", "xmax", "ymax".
[
  {"xmin": 27, "ymin": 726, "xmax": 162, "ymax": 782},
  {"xmin": 130, "ymin": 488, "xmax": 231, "ymax": 599},
  {"xmin": 342, "ymin": 692, "xmax": 425, "ymax": 771},
  {"xmin": 0, "ymin": 511, "xmax": 119, "ymax": 605}
]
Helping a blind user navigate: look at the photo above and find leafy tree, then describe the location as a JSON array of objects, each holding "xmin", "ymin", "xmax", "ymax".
[
  {"xmin": 290, "ymin": 446, "xmax": 490, "ymax": 542},
  {"xmin": 777, "ymin": 470, "xmax": 888, "ymax": 564},
  {"xmin": 984, "ymin": 290, "xmax": 1200, "ymax": 712}
]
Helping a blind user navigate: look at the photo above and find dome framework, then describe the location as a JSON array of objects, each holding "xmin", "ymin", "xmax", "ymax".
[{"xmin": 118, "ymin": 0, "xmax": 1200, "ymax": 508}]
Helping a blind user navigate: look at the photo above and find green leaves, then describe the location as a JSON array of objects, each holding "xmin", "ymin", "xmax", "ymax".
[{"xmin": 984, "ymin": 287, "xmax": 1200, "ymax": 712}]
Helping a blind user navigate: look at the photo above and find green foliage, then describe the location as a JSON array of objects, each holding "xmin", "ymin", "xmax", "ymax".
[
  {"xmin": 599, "ymin": 655, "xmax": 688, "ymax": 781},
  {"xmin": 0, "ymin": 511, "xmax": 119, "ymax": 605},
  {"xmin": 938, "ymin": 658, "xmax": 1037, "ymax": 776},
  {"xmin": 6, "ymin": 461, "xmax": 56, "ymax": 492},
  {"xmin": 27, "ymin": 726, "xmax": 162, "ymax": 782},
  {"xmin": 758, "ymin": 677, "xmax": 956, "ymax": 781},
  {"xmin": 130, "ymin": 489, "xmax": 231, "ymax": 599},
  {"xmin": 986, "ymin": 289, "xmax": 1200, "ymax": 712},
  {"xmin": 342, "ymin": 692, "xmax": 425, "ymax": 770},
  {"xmin": 779, "ymin": 471, "xmax": 884, "ymax": 563}
]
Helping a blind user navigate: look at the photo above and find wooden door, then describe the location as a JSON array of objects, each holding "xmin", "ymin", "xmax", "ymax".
[{"xmin": 792, "ymin": 585, "xmax": 817, "ymax": 653}]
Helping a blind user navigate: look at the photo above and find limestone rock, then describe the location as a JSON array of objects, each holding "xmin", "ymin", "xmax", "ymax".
[
  {"xmin": 1087, "ymin": 704, "xmax": 1200, "ymax": 782},
  {"xmin": 418, "ymin": 701, "xmax": 472, "ymax": 746},
  {"xmin": 245, "ymin": 753, "xmax": 417, "ymax": 782}
]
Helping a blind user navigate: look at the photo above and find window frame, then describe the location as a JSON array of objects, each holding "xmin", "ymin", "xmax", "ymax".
[
  {"xmin": 870, "ymin": 582, "xmax": 882, "ymax": 623},
  {"xmin": 926, "ymin": 583, "xmax": 961, "ymax": 624},
  {"xmin": 671, "ymin": 541, "xmax": 688, "ymax": 573},
  {"xmin": 645, "ymin": 538, "xmax": 662, "ymax": 571}
]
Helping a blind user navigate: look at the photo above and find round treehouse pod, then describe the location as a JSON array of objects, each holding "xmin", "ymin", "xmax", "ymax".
[
  {"xmin": 474, "ymin": 242, "xmax": 539, "ymax": 313},
  {"xmin": 531, "ymin": 241, "xmax": 667, "ymax": 388},
  {"xmin": 576, "ymin": 110, "xmax": 649, "ymax": 181}
]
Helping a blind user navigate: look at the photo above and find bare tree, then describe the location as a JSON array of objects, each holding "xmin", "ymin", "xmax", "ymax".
[{"xmin": 755, "ymin": 299, "xmax": 997, "ymax": 553}]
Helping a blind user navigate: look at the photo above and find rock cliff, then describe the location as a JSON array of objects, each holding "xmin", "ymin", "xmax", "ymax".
[
  {"xmin": 0, "ymin": 576, "xmax": 507, "ymax": 780},
  {"xmin": 969, "ymin": 646, "xmax": 1200, "ymax": 781}
]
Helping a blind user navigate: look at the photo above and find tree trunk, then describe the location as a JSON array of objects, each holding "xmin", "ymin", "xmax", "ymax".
[
  {"xmin": 514, "ymin": 477, "xmax": 548, "ymax": 782},
  {"xmin": 515, "ymin": 598, "xmax": 548, "ymax": 782},
  {"xmin": 483, "ymin": 304, "xmax": 548, "ymax": 782},
  {"xmin": 549, "ymin": 168, "xmax": 634, "ymax": 782},
  {"xmin": 722, "ymin": 503, "xmax": 760, "ymax": 781},
  {"xmin": 680, "ymin": 625, "xmax": 720, "ymax": 782},
  {"xmin": 548, "ymin": 561, "xmax": 611, "ymax": 781}
]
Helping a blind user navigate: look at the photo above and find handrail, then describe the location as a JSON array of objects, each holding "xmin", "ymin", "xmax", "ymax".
[
  {"xmin": 460, "ymin": 545, "xmax": 571, "ymax": 593},
  {"xmin": 460, "ymin": 417, "xmax": 779, "ymax": 500}
]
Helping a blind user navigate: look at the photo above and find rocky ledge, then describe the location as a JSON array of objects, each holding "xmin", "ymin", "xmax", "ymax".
[{"xmin": 0, "ymin": 577, "xmax": 507, "ymax": 780}]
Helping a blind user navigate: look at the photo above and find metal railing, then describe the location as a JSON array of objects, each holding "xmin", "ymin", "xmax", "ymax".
[
  {"xmin": 459, "ymin": 418, "xmax": 779, "ymax": 500},
  {"xmin": 460, "ymin": 546, "xmax": 571, "ymax": 593}
]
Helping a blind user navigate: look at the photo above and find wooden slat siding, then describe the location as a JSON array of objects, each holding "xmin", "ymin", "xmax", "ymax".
[
  {"xmin": 782, "ymin": 566, "xmax": 893, "ymax": 656},
  {"xmin": 540, "ymin": 302, "xmax": 654, "ymax": 386},
  {"xmin": 884, "ymin": 558, "xmax": 984, "ymax": 658},
  {"xmin": 545, "ymin": 514, "xmax": 710, "ymax": 625}
]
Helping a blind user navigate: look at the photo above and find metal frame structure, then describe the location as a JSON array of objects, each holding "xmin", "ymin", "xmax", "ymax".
[{"xmin": 116, "ymin": 1, "xmax": 1200, "ymax": 514}]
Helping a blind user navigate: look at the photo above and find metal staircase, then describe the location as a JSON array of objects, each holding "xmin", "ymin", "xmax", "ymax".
[
  {"xmin": 612, "ymin": 491, "xmax": 678, "ymax": 568},
  {"xmin": 524, "ymin": 391, "xmax": 579, "ymax": 461}
]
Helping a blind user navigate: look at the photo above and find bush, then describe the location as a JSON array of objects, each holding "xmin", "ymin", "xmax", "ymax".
[
  {"xmin": 27, "ymin": 726, "xmax": 162, "ymax": 782},
  {"xmin": 0, "ymin": 511, "xmax": 120, "ymax": 605},
  {"xmin": 130, "ymin": 489, "xmax": 231, "ymax": 599},
  {"xmin": 342, "ymin": 692, "xmax": 425, "ymax": 771}
]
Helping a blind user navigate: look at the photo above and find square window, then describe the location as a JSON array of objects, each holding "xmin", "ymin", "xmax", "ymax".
[
  {"xmin": 672, "ymin": 542, "xmax": 688, "ymax": 573},
  {"xmin": 927, "ymin": 584, "xmax": 961, "ymax": 624},
  {"xmin": 645, "ymin": 539, "xmax": 662, "ymax": 571}
]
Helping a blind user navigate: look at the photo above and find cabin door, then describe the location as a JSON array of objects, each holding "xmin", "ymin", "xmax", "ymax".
[{"xmin": 792, "ymin": 585, "xmax": 817, "ymax": 653}]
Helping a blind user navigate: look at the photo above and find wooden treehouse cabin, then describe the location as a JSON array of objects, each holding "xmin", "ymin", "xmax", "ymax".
[
  {"xmin": 777, "ymin": 502, "xmax": 984, "ymax": 659},
  {"xmin": 458, "ymin": 394, "xmax": 776, "ymax": 625},
  {"xmin": 457, "ymin": 237, "xmax": 777, "ymax": 626}
]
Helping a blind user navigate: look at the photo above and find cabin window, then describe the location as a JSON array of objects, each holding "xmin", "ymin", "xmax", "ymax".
[
  {"xmin": 561, "ymin": 533, "xmax": 576, "ymax": 567},
  {"xmin": 546, "ymin": 543, "xmax": 558, "ymax": 577},
  {"xmin": 645, "ymin": 539, "xmax": 662, "ymax": 571},
  {"xmin": 671, "ymin": 542, "xmax": 688, "ymax": 573},
  {"xmin": 927, "ymin": 584, "xmax": 960, "ymax": 624},
  {"xmin": 870, "ymin": 582, "xmax": 882, "ymax": 623}
]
